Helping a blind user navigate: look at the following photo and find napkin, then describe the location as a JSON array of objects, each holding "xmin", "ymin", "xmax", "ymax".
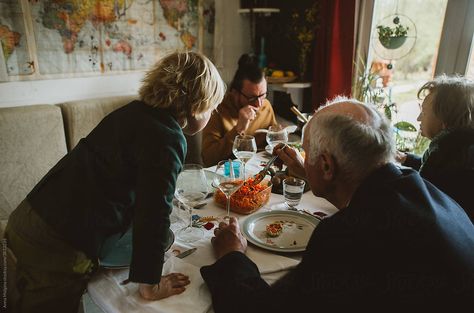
[{"xmin": 87, "ymin": 256, "xmax": 212, "ymax": 313}]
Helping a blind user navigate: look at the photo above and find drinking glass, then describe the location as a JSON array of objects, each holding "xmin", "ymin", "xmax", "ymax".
[
  {"xmin": 212, "ymin": 160, "xmax": 245, "ymax": 221},
  {"xmin": 283, "ymin": 177, "xmax": 306, "ymax": 208},
  {"xmin": 174, "ymin": 164, "xmax": 208, "ymax": 242},
  {"xmin": 232, "ymin": 135, "xmax": 257, "ymax": 179},
  {"xmin": 266, "ymin": 125, "xmax": 288, "ymax": 151}
]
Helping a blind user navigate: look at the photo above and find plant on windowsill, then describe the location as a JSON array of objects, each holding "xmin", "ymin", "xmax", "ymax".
[
  {"xmin": 353, "ymin": 58, "xmax": 420, "ymax": 153},
  {"xmin": 377, "ymin": 17, "xmax": 409, "ymax": 50}
]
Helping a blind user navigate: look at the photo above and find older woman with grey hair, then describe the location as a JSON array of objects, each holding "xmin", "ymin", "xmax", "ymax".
[
  {"xmin": 5, "ymin": 51, "xmax": 226, "ymax": 312},
  {"xmin": 200, "ymin": 97, "xmax": 474, "ymax": 312},
  {"xmin": 398, "ymin": 75, "xmax": 474, "ymax": 222}
]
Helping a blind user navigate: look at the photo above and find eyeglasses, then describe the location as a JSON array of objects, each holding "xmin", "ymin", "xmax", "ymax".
[{"xmin": 238, "ymin": 90, "xmax": 267, "ymax": 104}]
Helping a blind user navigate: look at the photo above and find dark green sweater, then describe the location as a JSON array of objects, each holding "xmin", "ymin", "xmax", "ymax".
[
  {"xmin": 405, "ymin": 127, "xmax": 474, "ymax": 223},
  {"xmin": 28, "ymin": 100, "xmax": 186, "ymax": 284}
]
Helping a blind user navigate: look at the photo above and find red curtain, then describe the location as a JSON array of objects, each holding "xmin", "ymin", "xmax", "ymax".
[{"xmin": 312, "ymin": 0, "xmax": 356, "ymax": 110}]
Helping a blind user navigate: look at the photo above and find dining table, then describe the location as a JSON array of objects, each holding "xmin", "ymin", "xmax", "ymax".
[{"xmin": 86, "ymin": 151, "xmax": 338, "ymax": 313}]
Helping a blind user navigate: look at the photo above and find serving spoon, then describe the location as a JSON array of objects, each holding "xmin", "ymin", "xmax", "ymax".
[{"xmin": 251, "ymin": 144, "xmax": 288, "ymax": 185}]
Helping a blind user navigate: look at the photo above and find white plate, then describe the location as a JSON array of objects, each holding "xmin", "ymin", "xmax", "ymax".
[{"xmin": 242, "ymin": 210, "xmax": 320, "ymax": 252}]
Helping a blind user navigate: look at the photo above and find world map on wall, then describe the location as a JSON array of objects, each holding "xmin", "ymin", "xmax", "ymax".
[
  {"xmin": 0, "ymin": 0, "xmax": 34, "ymax": 76},
  {"xmin": 0, "ymin": 0, "xmax": 214, "ymax": 78},
  {"xmin": 0, "ymin": 25, "xmax": 20, "ymax": 61}
]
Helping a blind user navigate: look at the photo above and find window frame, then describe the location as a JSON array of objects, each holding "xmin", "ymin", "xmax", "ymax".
[{"xmin": 434, "ymin": 0, "xmax": 474, "ymax": 75}]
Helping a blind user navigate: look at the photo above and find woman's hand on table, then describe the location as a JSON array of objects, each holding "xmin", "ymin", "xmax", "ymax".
[
  {"xmin": 273, "ymin": 144, "xmax": 306, "ymax": 178},
  {"xmin": 138, "ymin": 273, "xmax": 190, "ymax": 300},
  {"xmin": 211, "ymin": 217, "xmax": 247, "ymax": 259}
]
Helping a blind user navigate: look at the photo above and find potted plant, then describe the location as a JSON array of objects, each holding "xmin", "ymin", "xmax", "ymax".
[{"xmin": 377, "ymin": 17, "xmax": 409, "ymax": 49}]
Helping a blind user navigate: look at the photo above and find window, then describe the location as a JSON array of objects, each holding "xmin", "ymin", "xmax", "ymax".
[{"xmin": 368, "ymin": 0, "xmax": 448, "ymax": 129}]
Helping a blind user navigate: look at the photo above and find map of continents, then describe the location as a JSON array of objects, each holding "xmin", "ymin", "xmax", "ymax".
[
  {"xmin": 0, "ymin": 0, "xmax": 34, "ymax": 76},
  {"xmin": 29, "ymin": 0, "xmax": 198, "ymax": 75}
]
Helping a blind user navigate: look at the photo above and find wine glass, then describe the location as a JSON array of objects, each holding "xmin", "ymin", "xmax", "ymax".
[
  {"xmin": 212, "ymin": 160, "xmax": 245, "ymax": 221},
  {"xmin": 174, "ymin": 164, "xmax": 208, "ymax": 243},
  {"xmin": 232, "ymin": 135, "xmax": 257, "ymax": 179},
  {"xmin": 266, "ymin": 125, "xmax": 288, "ymax": 152}
]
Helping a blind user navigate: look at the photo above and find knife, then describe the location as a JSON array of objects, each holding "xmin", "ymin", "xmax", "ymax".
[{"xmin": 176, "ymin": 247, "xmax": 197, "ymax": 259}]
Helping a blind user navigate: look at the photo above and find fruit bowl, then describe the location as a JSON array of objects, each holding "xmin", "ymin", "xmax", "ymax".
[
  {"xmin": 266, "ymin": 76, "xmax": 297, "ymax": 84},
  {"xmin": 214, "ymin": 179, "xmax": 272, "ymax": 215}
]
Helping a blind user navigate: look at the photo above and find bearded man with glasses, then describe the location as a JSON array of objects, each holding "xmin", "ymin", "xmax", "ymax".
[{"xmin": 202, "ymin": 54, "xmax": 277, "ymax": 166}]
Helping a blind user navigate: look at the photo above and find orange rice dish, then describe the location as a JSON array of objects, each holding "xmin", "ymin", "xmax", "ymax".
[{"xmin": 214, "ymin": 177, "xmax": 272, "ymax": 214}]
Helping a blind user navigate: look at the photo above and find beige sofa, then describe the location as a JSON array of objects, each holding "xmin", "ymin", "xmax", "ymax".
[{"xmin": 0, "ymin": 95, "xmax": 132, "ymax": 236}]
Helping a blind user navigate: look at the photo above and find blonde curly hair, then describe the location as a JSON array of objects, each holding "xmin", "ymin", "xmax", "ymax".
[{"xmin": 139, "ymin": 51, "xmax": 226, "ymax": 124}]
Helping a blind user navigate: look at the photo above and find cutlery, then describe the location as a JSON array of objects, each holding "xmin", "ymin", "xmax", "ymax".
[
  {"xmin": 287, "ymin": 207, "xmax": 326, "ymax": 221},
  {"xmin": 251, "ymin": 147, "xmax": 285, "ymax": 185},
  {"xmin": 290, "ymin": 106, "xmax": 309, "ymax": 124},
  {"xmin": 120, "ymin": 279, "xmax": 130, "ymax": 285},
  {"xmin": 176, "ymin": 247, "xmax": 197, "ymax": 259}
]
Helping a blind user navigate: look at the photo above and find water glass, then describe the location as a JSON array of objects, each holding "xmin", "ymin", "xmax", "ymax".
[
  {"xmin": 174, "ymin": 164, "xmax": 208, "ymax": 242},
  {"xmin": 283, "ymin": 177, "xmax": 305, "ymax": 208},
  {"xmin": 266, "ymin": 125, "xmax": 288, "ymax": 150}
]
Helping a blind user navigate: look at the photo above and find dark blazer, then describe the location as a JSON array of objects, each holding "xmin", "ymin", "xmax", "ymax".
[
  {"xmin": 405, "ymin": 127, "xmax": 474, "ymax": 223},
  {"xmin": 28, "ymin": 100, "xmax": 186, "ymax": 284},
  {"xmin": 201, "ymin": 164, "xmax": 474, "ymax": 312}
]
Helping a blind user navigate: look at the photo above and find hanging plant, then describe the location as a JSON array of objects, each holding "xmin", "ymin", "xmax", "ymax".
[{"xmin": 377, "ymin": 16, "xmax": 409, "ymax": 49}]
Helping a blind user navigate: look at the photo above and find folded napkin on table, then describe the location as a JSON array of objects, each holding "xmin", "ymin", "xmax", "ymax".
[{"xmin": 87, "ymin": 255, "xmax": 211, "ymax": 313}]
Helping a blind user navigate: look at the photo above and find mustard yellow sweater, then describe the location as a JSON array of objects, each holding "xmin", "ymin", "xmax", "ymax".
[{"xmin": 201, "ymin": 94, "xmax": 277, "ymax": 167}]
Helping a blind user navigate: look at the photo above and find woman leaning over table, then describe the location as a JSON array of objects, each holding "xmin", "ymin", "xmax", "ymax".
[{"xmin": 5, "ymin": 51, "xmax": 226, "ymax": 313}]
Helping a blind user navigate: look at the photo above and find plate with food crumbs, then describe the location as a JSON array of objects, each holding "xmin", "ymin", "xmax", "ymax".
[{"xmin": 242, "ymin": 210, "xmax": 320, "ymax": 252}]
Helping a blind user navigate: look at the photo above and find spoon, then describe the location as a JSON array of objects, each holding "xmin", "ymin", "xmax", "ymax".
[{"xmin": 251, "ymin": 144, "xmax": 287, "ymax": 185}]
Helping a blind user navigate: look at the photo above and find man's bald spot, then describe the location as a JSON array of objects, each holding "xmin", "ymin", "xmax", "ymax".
[{"xmin": 317, "ymin": 101, "xmax": 373, "ymax": 124}]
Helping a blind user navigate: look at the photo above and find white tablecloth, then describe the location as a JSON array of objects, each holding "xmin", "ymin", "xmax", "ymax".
[{"xmin": 87, "ymin": 152, "xmax": 337, "ymax": 313}]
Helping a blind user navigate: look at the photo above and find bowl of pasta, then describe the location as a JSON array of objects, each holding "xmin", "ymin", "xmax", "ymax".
[{"xmin": 214, "ymin": 177, "xmax": 272, "ymax": 215}]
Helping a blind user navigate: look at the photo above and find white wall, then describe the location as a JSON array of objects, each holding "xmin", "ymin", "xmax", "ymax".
[
  {"xmin": 0, "ymin": 72, "xmax": 143, "ymax": 107},
  {"xmin": 0, "ymin": 0, "xmax": 251, "ymax": 108}
]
